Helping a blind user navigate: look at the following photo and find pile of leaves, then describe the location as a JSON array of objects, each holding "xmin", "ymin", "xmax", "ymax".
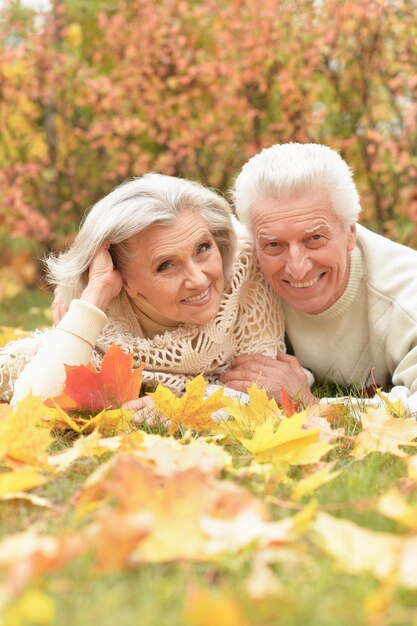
[{"xmin": 1, "ymin": 343, "xmax": 417, "ymax": 626}]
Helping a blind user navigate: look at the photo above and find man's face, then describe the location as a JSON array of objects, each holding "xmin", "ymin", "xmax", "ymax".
[{"xmin": 251, "ymin": 189, "xmax": 356, "ymax": 314}]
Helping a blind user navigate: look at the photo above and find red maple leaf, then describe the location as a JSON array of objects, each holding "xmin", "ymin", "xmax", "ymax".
[
  {"xmin": 280, "ymin": 387, "xmax": 298, "ymax": 417},
  {"xmin": 47, "ymin": 344, "xmax": 145, "ymax": 412}
]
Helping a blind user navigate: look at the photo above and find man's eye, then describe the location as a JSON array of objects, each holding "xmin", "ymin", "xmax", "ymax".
[
  {"xmin": 310, "ymin": 234, "xmax": 322, "ymax": 241},
  {"xmin": 265, "ymin": 241, "xmax": 281, "ymax": 249}
]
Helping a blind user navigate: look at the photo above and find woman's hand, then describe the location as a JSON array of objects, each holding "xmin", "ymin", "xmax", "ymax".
[
  {"xmin": 52, "ymin": 285, "xmax": 69, "ymax": 325},
  {"xmin": 80, "ymin": 244, "xmax": 123, "ymax": 312},
  {"xmin": 122, "ymin": 396, "xmax": 169, "ymax": 428}
]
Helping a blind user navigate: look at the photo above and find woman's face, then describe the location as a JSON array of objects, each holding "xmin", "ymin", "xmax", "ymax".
[{"xmin": 121, "ymin": 210, "xmax": 225, "ymax": 325}]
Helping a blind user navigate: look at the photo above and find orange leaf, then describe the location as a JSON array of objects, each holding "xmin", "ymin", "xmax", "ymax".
[
  {"xmin": 280, "ymin": 387, "xmax": 298, "ymax": 417},
  {"xmin": 49, "ymin": 345, "xmax": 145, "ymax": 412}
]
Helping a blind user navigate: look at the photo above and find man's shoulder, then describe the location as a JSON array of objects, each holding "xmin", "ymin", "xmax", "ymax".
[{"xmin": 357, "ymin": 224, "xmax": 417, "ymax": 315}]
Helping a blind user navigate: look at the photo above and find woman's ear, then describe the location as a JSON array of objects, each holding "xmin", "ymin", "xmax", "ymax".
[{"xmin": 123, "ymin": 279, "xmax": 137, "ymax": 298}]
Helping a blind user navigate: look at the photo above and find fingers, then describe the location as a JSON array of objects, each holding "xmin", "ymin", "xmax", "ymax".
[
  {"xmin": 122, "ymin": 396, "xmax": 155, "ymax": 411},
  {"xmin": 122, "ymin": 396, "xmax": 169, "ymax": 428},
  {"xmin": 230, "ymin": 353, "xmax": 279, "ymax": 368},
  {"xmin": 276, "ymin": 352, "xmax": 300, "ymax": 366},
  {"xmin": 51, "ymin": 295, "xmax": 68, "ymax": 326}
]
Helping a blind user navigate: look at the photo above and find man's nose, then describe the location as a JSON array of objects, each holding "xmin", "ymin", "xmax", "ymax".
[{"xmin": 285, "ymin": 246, "xmax": 312, "ymax": 279}]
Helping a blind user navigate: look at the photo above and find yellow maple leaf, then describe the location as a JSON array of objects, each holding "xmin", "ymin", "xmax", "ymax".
[
  {"xmin": 74, "ymin": 453, "xmax": 266, "ymax": 562},
  {"xmin": 48, "ymin": 429, "xmax": 107, "ymax": 473},
  {"xmin": 149, "ymin": 374, "xmax": 224, "ymax": 435},
  {"xmin": 312, "ymin": 512, "xmax": 417, "ymax": 589},
  {"xmin": 219, "ymin": 383, "xmax": 281, "ymax": 438},
  {"xmin": 376, "ymin": 488, "xmax": 417, "ymax": 530},
  {"xmin": 376, "ymin": 388, "xmax": 407, "ymax": 417},
  {"xmin": 184, "ymin": 586, "xmax": 250, "ymax": 626},
  {"xmin": 352, "ymin": 406, "xmax": 417, "ymax": 459},
  {"xmin": 292, "ymin": 464, "xmax": 341, "ymax": 501},
  {"xmin": 0, "ymin": 469, "xmax": 49, "ymax": 496},
  {"xmin": 0, "ymin": 394, "xmax": 54, "ymax": 470},
  {"xmin": 79, "ymin": 407, "xmax": 134, "ymax": 435},
  {"xmin": 240, "ymin": 412, "xmax": 329, "ymax": 465}
]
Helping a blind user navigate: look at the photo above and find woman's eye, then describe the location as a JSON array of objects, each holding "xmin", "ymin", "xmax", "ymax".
[
  {"xmin": 156, "ymin": 261, "xmax": 172, "ymax": 272},
  {"xmin": 197, "ymin": 241, "xmax": 211, "ymax": 254}
]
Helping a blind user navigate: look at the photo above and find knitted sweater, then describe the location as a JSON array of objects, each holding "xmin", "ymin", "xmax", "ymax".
[
  {"xmin": 283, "ymin": 224, "xmax": 417, "ymax": 411},
  {"xmin": 1, "ymin": 236, "xmax": 285, "ymax": 403}
]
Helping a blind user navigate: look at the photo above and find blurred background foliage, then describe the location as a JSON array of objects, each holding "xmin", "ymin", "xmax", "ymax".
[{"xmin": 1, "ymin": 0, "xmax": 417, "ymax": 322}]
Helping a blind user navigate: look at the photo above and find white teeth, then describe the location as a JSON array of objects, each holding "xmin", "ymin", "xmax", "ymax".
[
  {"xmin": 183, "ymin": 287, "xmax": 210, "ymax": 302},
  {"xmin": 288, "ymin": 276, "xmax": 321, "ymax": 289}
]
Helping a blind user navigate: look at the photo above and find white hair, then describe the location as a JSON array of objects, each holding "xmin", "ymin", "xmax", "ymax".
[
  {"xmin": 233, "ymin": 143, "xmax": 362, "ymax": 229},
  {"xmin": 45, "ymin": 173, "xmax": 236, "ymax": 303}
]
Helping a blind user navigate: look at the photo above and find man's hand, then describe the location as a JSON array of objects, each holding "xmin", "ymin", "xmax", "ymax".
[{"xmin": 219, "ymin": 352, "xmax": 318, "ymax": 407}]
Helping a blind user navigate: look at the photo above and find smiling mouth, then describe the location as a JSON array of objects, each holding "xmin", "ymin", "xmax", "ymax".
[
  {"xmin": 286, "ymin": 273, "xmax": 325, "ymax": 289},
  {"xmin": 182, "ymin": 286, "xmax": 211, "ymax": 303}
]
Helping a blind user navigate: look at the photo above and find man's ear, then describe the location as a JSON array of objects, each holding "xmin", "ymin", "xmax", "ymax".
[{"xmin": 347, "ymin": 224, "xmax": 356, "ymax": 252}]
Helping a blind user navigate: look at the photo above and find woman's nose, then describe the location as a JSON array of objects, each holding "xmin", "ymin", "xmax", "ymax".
[{"xmin": 183, "ymin": 262, "xmax": 206, "ymax": 288}]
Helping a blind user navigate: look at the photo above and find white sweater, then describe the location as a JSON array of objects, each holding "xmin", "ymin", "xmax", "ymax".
[
  {"xmin": 2, "ymin": 236, "xmax": 285, "ymax": 403},
  {"xmin": 283, "ymin": 224, "xmax": 417, "ymax": 411}
]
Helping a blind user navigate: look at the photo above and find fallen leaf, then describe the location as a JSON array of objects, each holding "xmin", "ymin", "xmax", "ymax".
[
  {"xmin": 48, "ymin": 429, "xmax": 107, "ymax": 473},
  {"xmin": 3, "ymin": 588, "xmax": 55, "ymax": 625},
  {"xmin": 240, "ymin": 412, "xmax": 331, "ymax": 465},
  {"xmin": 376, "ymin": 388, "xmax": 408, "ymax": 417},
  {"xmin": 49, "ymin": 344, "xmax": 145, "ymax": 412},
  {"xmin": 74, "ymin": 453, "xmax": 268, "ymax": 562},
  {"xmin": 134, "ymin": 433, "xmax": 232, "ymax": 477},
  {"xmin": 292, "ymin": 464, "xmax": 341, "ymax": 501},
  {"xmin": 184, "ymin": 585, "xmax": 250, "ymax": 626},
  {"xmin": 0, "ymin": 394, "xmax": 54, "ymax": 470},
  {"xmin": 88, "ymin": 509, "xmax": 151, "ymax": 572},
  {"xmin": 312, "ymin": 512, "xmax": 417, "ymax": 588},
  {"xmin": 376, "ymin": 488, "xmax": 417, "ymax": 530},
  {"xmin": 150, "ymin": 374, "xmax": 224, "ymax": 435},
  {"xmin": 0, "ymin": 492, "xmax": 52, "ymax": 508},
  {"xmin": 352, "ymin": 407, "xmax": 417, "ymax": 459},
  {"xmin": 0, "ymin": 469, "xmax": 49, "ymax": 496},
  {"xmin": 0, "ymin": 529, "xmax": 84, "ymax": 595},
  {"xmin": 220, "ymin": 383, "xmax": 281, "ymax": 438},
  {"xmin": 280, "ymin": 387, "xmax": 298, "ymax": 417}
]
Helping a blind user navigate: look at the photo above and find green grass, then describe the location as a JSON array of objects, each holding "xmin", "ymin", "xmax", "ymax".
[
  {"xmin": 0, "ymin": 286, "xmax": 53, "ymax": 330},
  {"xmin": 2, "ymin": 289, "xmax": 417, "ymax": 626}
]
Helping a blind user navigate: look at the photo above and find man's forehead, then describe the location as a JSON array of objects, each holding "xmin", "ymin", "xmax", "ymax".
[
  {"xmin": 250, "ymin": 193, "xmax": 338, "ymax": 235},
  {"xmin": 257, "ymin": 223, "xmax": 330, "ymax": 240}
]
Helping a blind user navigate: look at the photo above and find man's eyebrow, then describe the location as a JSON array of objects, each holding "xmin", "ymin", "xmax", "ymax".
[
  {"xmin": 258, "ymin": 233, "xmax": 280, "ymax": 240},
  {"xmin": 304, "ymin": 223, "xmax": 329, "ymax": 234}
]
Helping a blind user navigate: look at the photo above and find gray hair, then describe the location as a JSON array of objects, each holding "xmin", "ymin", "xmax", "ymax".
[
  {"xmin": 233, "ymin": 143, "xmax": 362, "ymax": 229},
  {"xmin": 45, "ymin": 173, "xmax": 236, "ymax": 303}
]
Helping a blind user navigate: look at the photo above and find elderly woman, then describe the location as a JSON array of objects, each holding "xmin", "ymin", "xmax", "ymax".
[{"xmin": 0, "ymin": 173, "xmax": 285, "ymax": 406}]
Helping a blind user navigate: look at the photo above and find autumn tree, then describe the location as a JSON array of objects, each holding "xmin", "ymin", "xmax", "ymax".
[{"xmin": 1, "ymin": 0, "xmax": 417, "ymax": 262}]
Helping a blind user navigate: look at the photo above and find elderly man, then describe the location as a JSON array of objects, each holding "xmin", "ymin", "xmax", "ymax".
[{"xmin": 220, "ymin": 142, "xmax": 417, "ymax": 411}]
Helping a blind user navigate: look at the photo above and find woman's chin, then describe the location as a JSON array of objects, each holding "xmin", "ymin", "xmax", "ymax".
[{"xmin": 179, "ymin": 300, "xmax": 220, "ymax": 325}]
